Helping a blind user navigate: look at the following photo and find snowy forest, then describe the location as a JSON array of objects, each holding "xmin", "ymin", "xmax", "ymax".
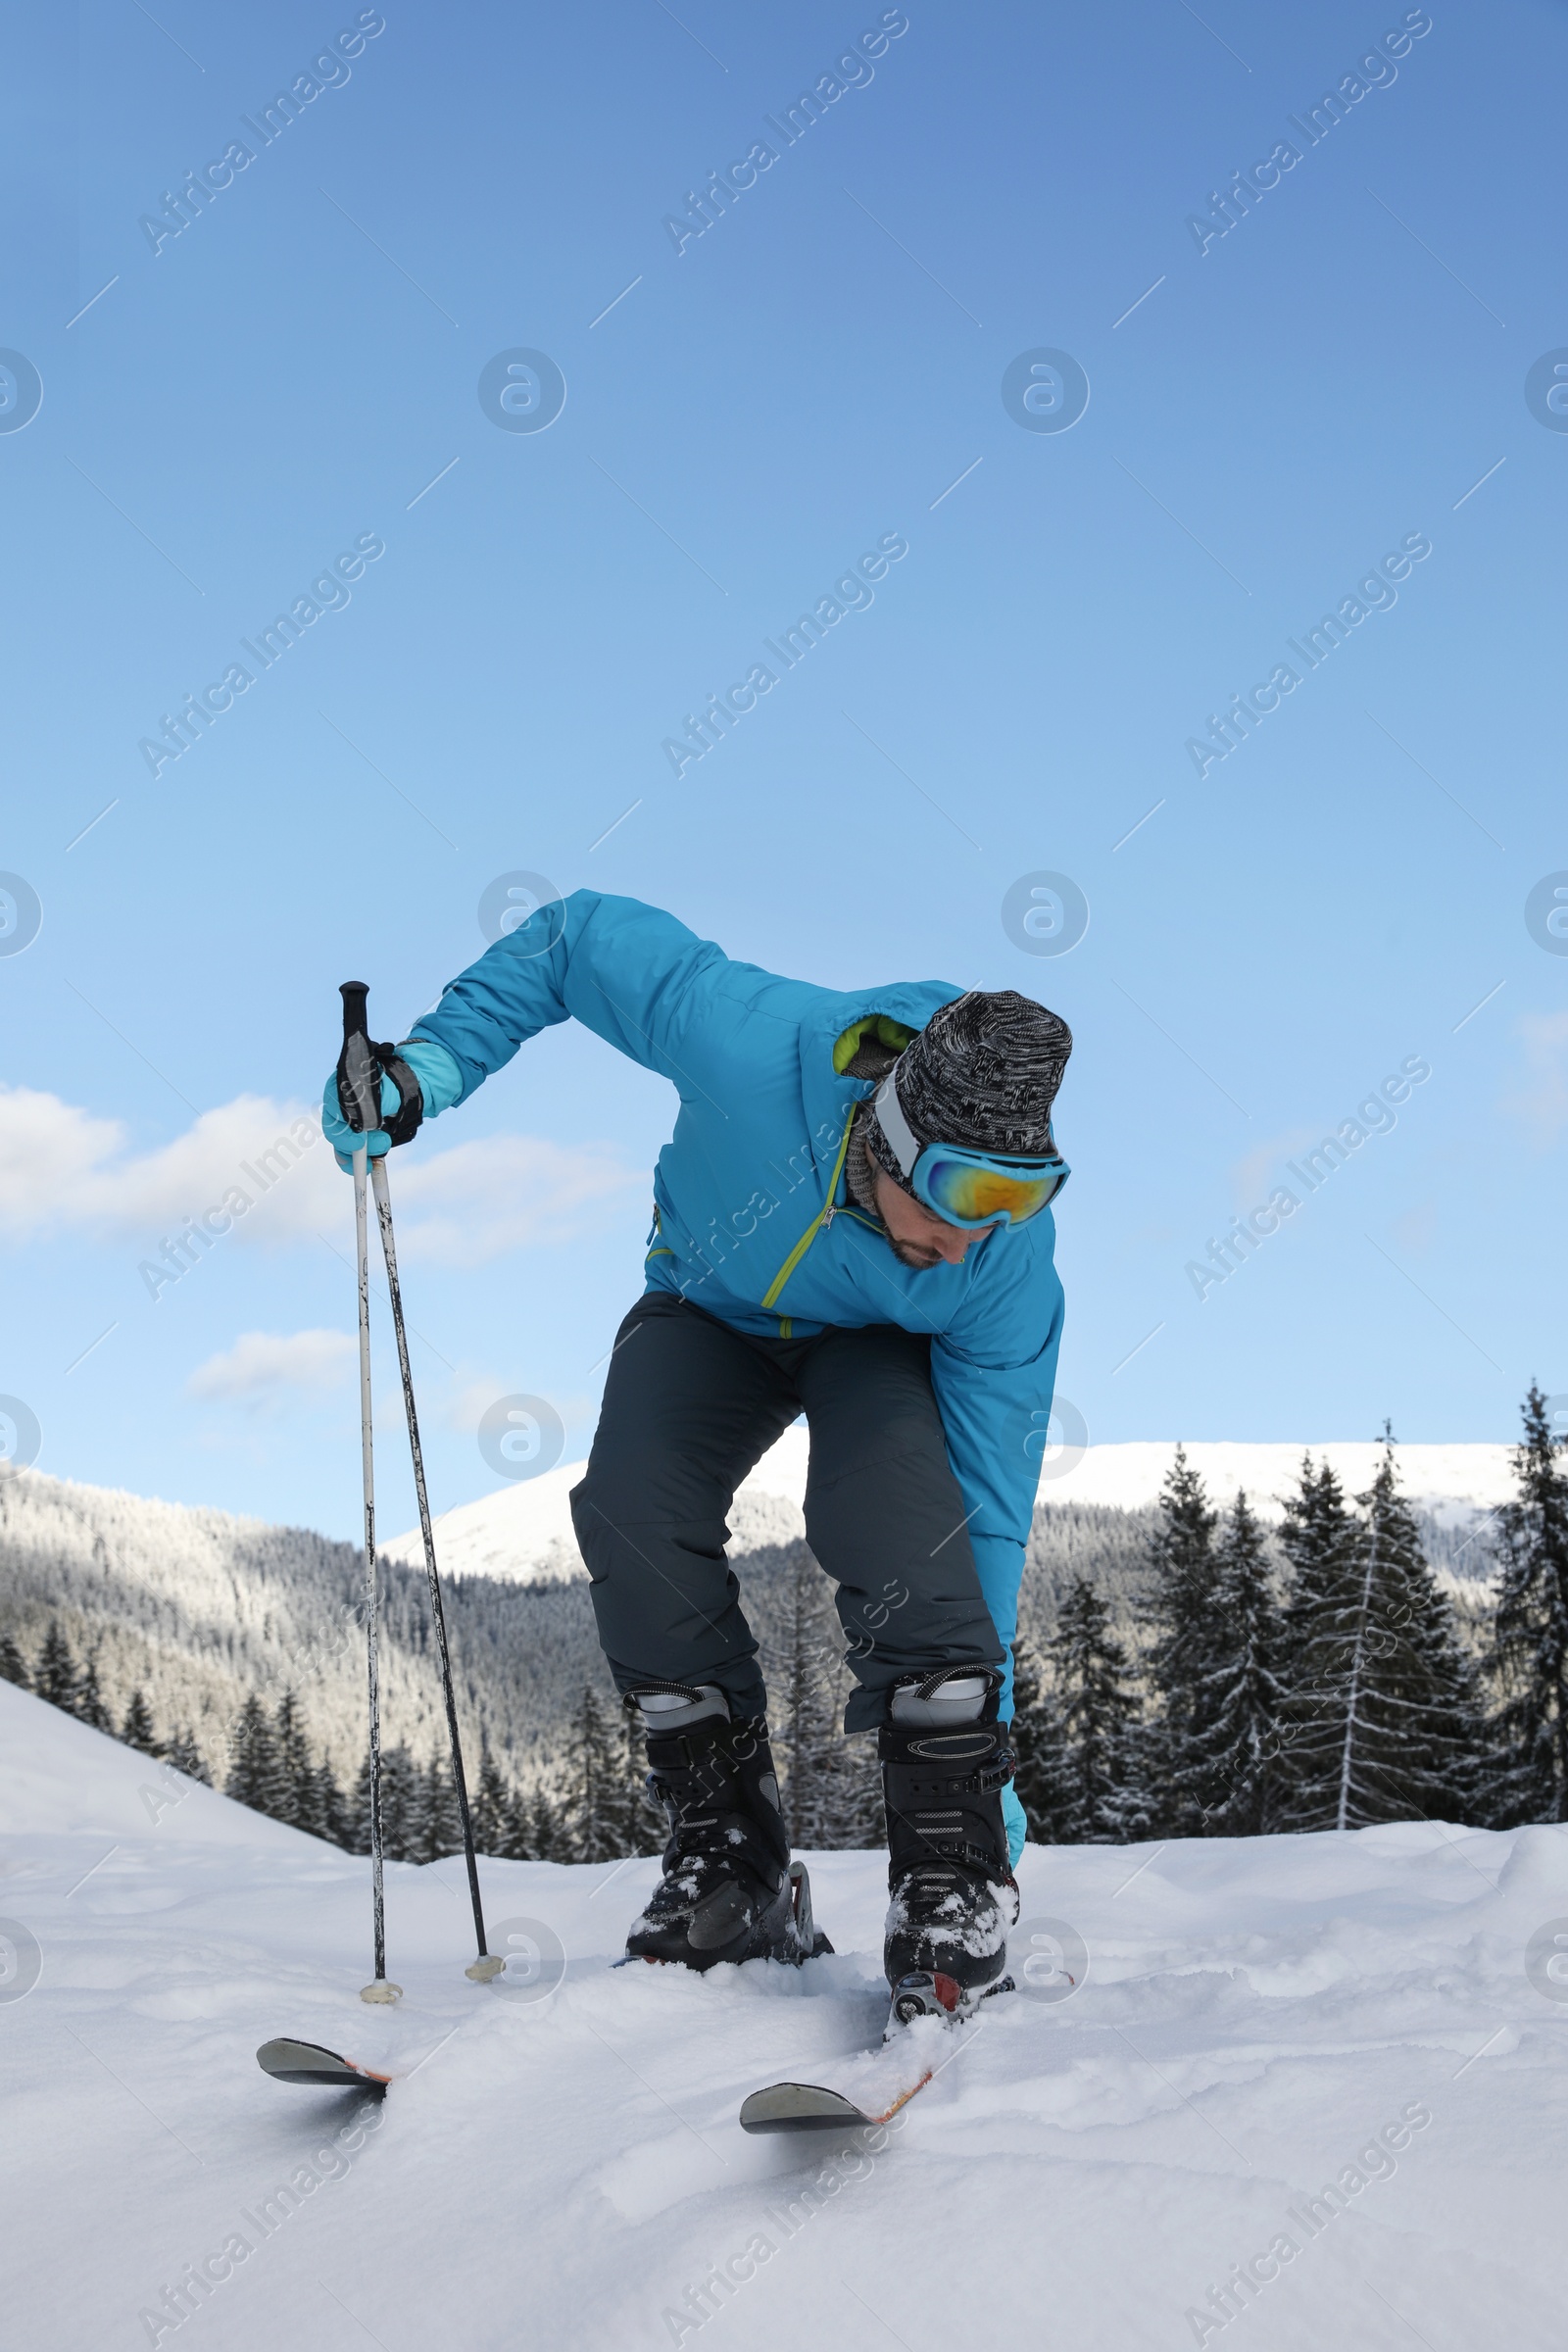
[
  {"xmin": 5, "ymin": 1386, "xmax": 1567, "ymax": 1861},
  {"xmin": 1014, "ymin": 1387, "xmax": 1568, "ymax": 1844}
]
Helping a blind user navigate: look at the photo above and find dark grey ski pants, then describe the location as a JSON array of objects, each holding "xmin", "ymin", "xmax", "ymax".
[{"xmin": 569, "ymin": 1292, "xmax": 1004, "ymax": 1732}]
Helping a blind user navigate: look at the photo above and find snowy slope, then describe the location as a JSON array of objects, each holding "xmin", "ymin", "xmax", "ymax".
[
  {"xmin": 7, "ymin": 1681, "xmax": 1568, "ymax": 2350},
  {"xmin": 385, "ymin": 1431, "xmax": 1512, "ymax": 1587},
  {"xmin": 0, "ymin": 1678, "xmax": 304, "ymax": 1848}
]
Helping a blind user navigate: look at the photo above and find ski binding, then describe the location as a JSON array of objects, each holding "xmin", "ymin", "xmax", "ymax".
[
  {"xmin": 885, "ymin": 1966, "xmax": 1014, "ymax": 2030},
  {"xmin": 612, "ymin": 1858, "xmax": 833, "ymax": 1970}
]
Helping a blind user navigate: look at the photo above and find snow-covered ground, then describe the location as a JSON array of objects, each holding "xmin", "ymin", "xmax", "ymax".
[
  {"xmin": 385, "ymin": 1432, "xmax": 1515, "ymax": 1587},
  {"xmin": 7, "ymin": 1680, "xmax": 1568, "ymax": 2350}
]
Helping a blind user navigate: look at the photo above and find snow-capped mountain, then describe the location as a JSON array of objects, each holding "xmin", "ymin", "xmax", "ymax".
[
  {"xmin": 383, "ymin": 1432, "xmax": 1514, "ymax": 1588},
  {"xmin": 379, "ymin": 1425, "xmax": 817, "ymax": 1587}
]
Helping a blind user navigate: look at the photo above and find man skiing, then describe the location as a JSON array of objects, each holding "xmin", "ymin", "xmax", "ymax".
[{"xmin": 323, "ymin": 890, "xmax": 1070, "ymax": 2003}]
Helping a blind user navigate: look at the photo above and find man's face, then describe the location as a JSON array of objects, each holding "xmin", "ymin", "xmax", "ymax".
[{"xmin": 871, "ymin": 1166, "xmax": 993, "ymax": 1270}]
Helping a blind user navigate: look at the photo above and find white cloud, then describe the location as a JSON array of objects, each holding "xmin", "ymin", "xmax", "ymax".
[
  {"xmin": 0, "ymin": 1087, "xmax": 125, "ymax": 1233},
  {"xmin": 392, "ymin": 1134, "xmax": 644, "ymax": 1267},
  {"xmin": 0, "ymin": 1085, "xmax": 644, "ymax": 1266},
  {"xmin": 187, "ymin": 1328, "xmax": 356, "ymax": 1402},
  {"xmin": 0, "ymin": 1084, "xmax": 338, "ymax": 1244},
  {"xmin": 109, "ymin": 1098, "xmax": 340, "ymax": 1240}
]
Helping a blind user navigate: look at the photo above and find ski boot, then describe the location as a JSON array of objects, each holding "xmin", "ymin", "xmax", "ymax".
[
  {"xmin": 880, "ymin": 1666, "xmax": 1019, "ymax": 2004},
  {"xmin": 625, "ymin": 1684, "xmax": 831, "ymax": 1972}
]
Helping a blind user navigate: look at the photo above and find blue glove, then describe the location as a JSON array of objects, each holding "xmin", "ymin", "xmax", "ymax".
[{"xmin": 321, "ymin": 1037, "xmax": 463, "ymax": 1171}]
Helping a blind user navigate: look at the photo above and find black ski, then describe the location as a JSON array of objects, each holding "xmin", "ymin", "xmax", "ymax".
[
  {"xmin": 738, "ymin": 1969, "xmax": 1011, "ymax": 2133},
  {"xmin": 256, "ymin": 2036, "xmax": 393, "ymax": 2090}
]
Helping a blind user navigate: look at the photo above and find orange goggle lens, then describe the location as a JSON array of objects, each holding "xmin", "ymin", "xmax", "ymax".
[{"xmin": 920, "ymin": 1153, "xmax": 1065, "ymax": 1228}]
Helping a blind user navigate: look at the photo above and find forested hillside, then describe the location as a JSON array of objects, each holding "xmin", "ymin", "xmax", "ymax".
[{"xmin": 0, "ymin": 1422, "xmax": 1523, "ymax": 1869}]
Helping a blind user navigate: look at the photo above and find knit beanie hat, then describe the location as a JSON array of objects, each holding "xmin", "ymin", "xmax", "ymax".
[{"xmin": 864, "ymin": 990, "xmax": 1072, "ymax": 1193}]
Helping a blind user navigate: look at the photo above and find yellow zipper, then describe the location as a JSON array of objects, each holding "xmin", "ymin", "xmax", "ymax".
[{"xmin": 760, "ymin": 1106, "xmax": 856, "ymax": 1311}]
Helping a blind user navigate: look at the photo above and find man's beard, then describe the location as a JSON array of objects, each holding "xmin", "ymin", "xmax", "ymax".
[{"xmin": 885, "ymin": 1234, "xmax": 944, "ymax": 1272}]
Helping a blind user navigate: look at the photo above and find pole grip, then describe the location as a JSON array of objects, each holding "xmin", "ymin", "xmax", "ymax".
[
  {"xmin": 341, "ymin": 981, "xmax": 370, "ymax": 1044},
  {"xmin": 338, "ymin": 982, "xmax": 380, "ymax": 1135}
]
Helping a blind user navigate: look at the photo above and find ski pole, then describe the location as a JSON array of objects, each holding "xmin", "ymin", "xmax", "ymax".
[
  {"xmin": 369, "ymin": 1149, "xmax": 502, "ymax": 1983},
  {"xmin": 339, "ymin": 982, "xmax": 401, "ymax": 2007}
]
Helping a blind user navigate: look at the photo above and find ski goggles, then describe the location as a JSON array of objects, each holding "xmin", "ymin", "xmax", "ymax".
[{"xmin": 872, "ymin": 1073, "xmax": 1069, "ymax": 1230}]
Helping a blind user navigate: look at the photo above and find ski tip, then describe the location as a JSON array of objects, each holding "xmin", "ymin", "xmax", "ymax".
[
  {"xmin": 739, "ymin": 2082, "xmax": 871, "ymax": 2135},
  {"xmin": 256, "ymin": 2037, "xmax": 393, "ymax": 2091}
]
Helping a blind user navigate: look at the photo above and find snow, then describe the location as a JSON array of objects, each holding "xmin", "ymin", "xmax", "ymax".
[
  {"xmin": 380, "ymin": 1425, "xmax": 815, "ymax": 1587},
  {"xmin": 0, "ymin": 1676, "xmax": 301, "ymax": 1850},
  {"xmin": 1047, "ymin": 1441, "xmax": 1518, "ymax": 1524},
  {"xmin": 8, "ymin": 1679, "xmax": 1568, "ymax": 2349},
  {"xmin": 384, "ymin": 1432, "xmax": 1513, "ymax": 1587}
]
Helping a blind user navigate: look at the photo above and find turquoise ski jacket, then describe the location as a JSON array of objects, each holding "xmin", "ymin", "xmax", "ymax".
[{"xmin": 415, "ymin": 890, "xmax": 1066, "ymax": 1729}]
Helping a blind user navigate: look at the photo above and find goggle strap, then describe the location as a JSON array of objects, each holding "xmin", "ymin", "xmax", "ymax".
[{"xmin": 872, "ymin": 1070, "xmax": 922, "ymax": 1179}]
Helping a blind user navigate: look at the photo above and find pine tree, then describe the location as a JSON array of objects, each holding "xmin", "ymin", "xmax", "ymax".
[
  {"xmin": 500, "ymin": 1779, "xmax": 538, "ymax": 1861},
  {"xmin": 769, "ymin": 1551, "xmax": 884, "ymax": 1850},
  {"xmin": 1048, "ymin": 1576, "xmax": 1149, "ymax": 1842},
  {"xmin": 530, "ymin": 1782, "xmax": 567, "ymax": 1862},
  {"xmin": 349, "ymin": 1739, "xmax": 416, "ymax": 1860},
  {"xmin": 778, "ymin": 1555, "xmax": 841, "ymax": 1848},
  {"xmin": 470, "ymin": 1737, "xmax": 510, "ymax": 1857},
  {"xmin": 378, "ymin": 1742, "xmax": 418, "ymax": 1861},
  {"xmin": 290, "ymin": 1752, "xmax": 344, "ymax": 1844},
  {"xmin": 271, "ymin": 1690, "xmax": 313, "ymax": 1830},
  {"xmin": 162, "ymin": 1727, "xmax": 211, "ymax": 1785},
  {"xmin": 0, "ymin": 1633, "xmax": 31, "ymax": 1689},
  {"xmin": 820, "ymin": 1722, "xmax": 885, "ymax": 1851},
  {"xmin": 121, "ymin": 1689, "xmax": 158, "ymax": 1755},
  {"xmin": 1187, "ymin": 1492, "xmax": 1286, "ymax": 1836},
  {"xmin": 1274, "ymin": 1454, "xmax": 1367, "ymax": 1828},
  {"xmin": 348, "ymin": 1745, "xmax": 374, "ymax": 1855},
  {"xmin": 404, "ymin": 1754, "xmax": 430, "ymax": 1863},
  {"xmin": 1352, "ymin": 1440, "xmax": 1485, "ymax": 1824},
  {"xmin": 1142, "ymin": 1448, "xmax": 1222, "ymax": 1834},
  {"xmin": 1488, "ymin": 1384, "xmax": 1568, "ymax": 1824},
  {"xmin": 312, "ymin": 1760, "xmax": 347, "ymax": 1845},
  {"xmin": 33, "ymin": 1621, "xmax": 78, "ymax": 1711},
  {"xmin": 74, "ymin": 1644, "xmax": 113, "ymax": 1734},
  {"xmin": 226, "ymin": 1694, "xmax": 285, "ymax": 1817},
  {"xmin": 573, "ymin": 1685, "xmax": 627, "ymax": 1863},
  {"xmin": 1285, "ymin": 1435, "xmax": 1484, "ymax": 1829},
  {"xmin": 415, "ymin": 1748, "xmax": 464, "ymax": 1862},
  {"xmin": 1009, "ymin": 1642, "xmax": 1081, "ymax": 1845},
  {"xmin": 619, "ymin": 1706, "xmax": 664, "ymax": 1857}
]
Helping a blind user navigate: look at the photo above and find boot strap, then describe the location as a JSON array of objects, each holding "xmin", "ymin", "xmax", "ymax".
[
  {"xmin": 894, "ymin": 1747, "xmax": 1015, "ymax": 1798},
  {"xmin": 904, "ymin": 1841, "xmax": 1018, "ymax": 1884}
]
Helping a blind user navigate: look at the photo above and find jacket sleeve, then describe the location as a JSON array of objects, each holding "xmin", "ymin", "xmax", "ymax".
[
  {"xmin": 929, "ymin": 1225, "xmax": 1065, "ymax": 1712},
  {"xmin": 412, "ymin": 890, "xmax": 732, "ymax": 1105}
]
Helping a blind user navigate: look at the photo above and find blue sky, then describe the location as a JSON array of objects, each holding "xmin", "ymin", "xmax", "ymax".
[{"xmin": 3, "ymin": 0, "xmax": 1564, "ymax": 1541}]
